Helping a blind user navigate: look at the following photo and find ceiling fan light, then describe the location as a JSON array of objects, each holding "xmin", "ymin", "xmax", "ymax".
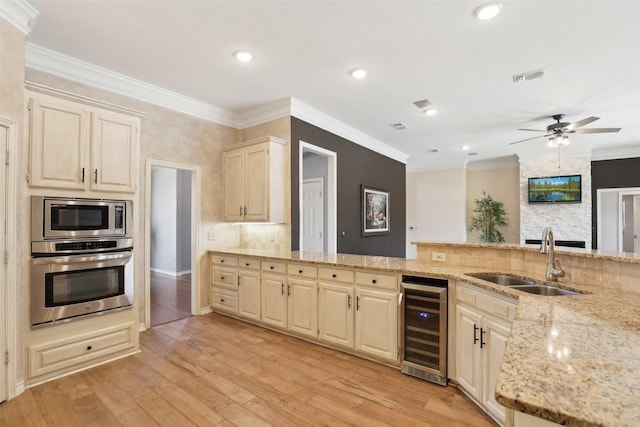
[
  {"xmin": 475, "ymin": 2, "xmax": 502, "ymax": 20},
  {"xmin": 562, "ymin": 136, "xmax": 570, "ymax": 146},
  {"xmin": 547, "ymin": 138, "xmax": 555, "ymax": 148}
]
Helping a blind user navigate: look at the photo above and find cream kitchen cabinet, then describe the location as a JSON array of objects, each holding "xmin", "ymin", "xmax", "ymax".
[
  {"xmin": 223, "ymin": 136, "xmax": 287, "ymax": 223},
  {"xmin": 354, "ymin": 271, "xmax": 399, "ymax": 362},
  {"xmin": 237, "ymin": 258, "xmax": 261, "ymax": 321},
  {"xmin": 286, "ymin": 264, "xmax": 318, "ymax": 338},
  {"xmin": 210, "ymin": 255, "xmax": 238, "ymax": 314},
  {"xmin": 261, "ymin": 261, "xmax": 288, "ymax": 329},
  {"xmin": 455, "ymin": 282, "xmax": 515, "ymax": 426},
  {"xmin": 318, "ymin": 267, "xmax": 355, "ymax": 348},
  {"xmin": 27, "ymin": 91, "xmax": 139, "ymax": 193}
]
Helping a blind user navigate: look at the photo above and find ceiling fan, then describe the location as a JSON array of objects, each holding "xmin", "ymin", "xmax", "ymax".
[{"xmin": 509, "ymin": 114, "xmax": 621, "ymax": 146}]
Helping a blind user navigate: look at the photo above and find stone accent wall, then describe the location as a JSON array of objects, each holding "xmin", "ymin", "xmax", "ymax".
[
  {"xmin": 519, "ymin": 154, "xmax": 592, "ymax": 248},
  {"xmin": 416, "ymin": 243, "xmax": 640, "ymax": 294}
]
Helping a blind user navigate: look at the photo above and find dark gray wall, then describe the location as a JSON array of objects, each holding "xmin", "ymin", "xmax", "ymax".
[
  {"xmin": 591, "ymin": 157, "xmax": 640, "ymax": 248},
  {"xmin": 291, "ymin": 117, "xmax": 406, "ymax": 257}
]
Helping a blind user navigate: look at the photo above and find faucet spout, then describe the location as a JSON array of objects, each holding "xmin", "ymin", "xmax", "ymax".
[{"xmin": 542, "ymin": 227, "xmax": 565, "ymax": 281}]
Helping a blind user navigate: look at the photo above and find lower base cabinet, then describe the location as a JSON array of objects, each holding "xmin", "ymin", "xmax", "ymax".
[
  {"xmin": 287, "ymin": 277, "xmax": 317, "ymax": 337},
  {"xmin": 455, "ymin": 282, "xmax": 515, "ymax": 425},
  {"xmin": 355, "ymin": 288, "xmax": 398, "ymax": 361},
  {"xmin": 238, "ymin": 268, "xmax": 261, "ymax": 320},
  {"xmin": 261, "ymin": 273, "xmax": 287, "ymax": 328},
  {"xmin": 28, "ymin": 321, "xmax": 137, "ymax": 380},
  {"xmin": 318, "ymin": 282, "xmax": 355, "ymax": 348}
]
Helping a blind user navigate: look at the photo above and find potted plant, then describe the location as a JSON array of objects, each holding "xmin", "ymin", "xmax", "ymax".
[{"xmin": 468, "ymin": 191, "xmax": 509, "ymax": 243}]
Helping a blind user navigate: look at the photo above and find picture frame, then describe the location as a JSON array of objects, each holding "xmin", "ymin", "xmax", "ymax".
[{"xmin": 362, "ymin": 185, "xmax": 390, "ymax": 236}]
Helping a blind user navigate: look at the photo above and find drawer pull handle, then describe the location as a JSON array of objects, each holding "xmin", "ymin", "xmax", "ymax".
[
  {"xmin": 87, "ymin": 346, "xmax": 92, "ymax": 351},
  {"xmin": 480, "ymin": 328, "xmax": 486, "ymax": 349},
  {"xmin": 281, "ymin": 283, "xmax": 285, "ymax": 295},
  {"xmin": 356, "ymin": 296, "xmax": 360, "ymax": 310},
  {"xmin": 348, "ymin": 294, "xmax": 352, "ymax": 309},
  {"xmin": 332, "ymin": 274, "xmax": 337, "ymax": 278},
  {"xmin": 473, "ymin": 324, "xmax": 479, "ymax": 345},
  {"xmin": 372, "ymin": 279, "xmax": 377, "ymax": 284}
]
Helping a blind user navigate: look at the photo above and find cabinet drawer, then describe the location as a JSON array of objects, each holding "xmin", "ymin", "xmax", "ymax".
[
  {"xmin": 288, "ymin": 263, "xmax": 317, "ymax": 279},
  {"xmin": 475, "ymin": 293, "xmax": 515, "ymax": 321},
  {"xmin": 262, "ymin": 261, "xmax": 287, "ymax": 274},
  {"xmin": 211, "ymin": 287, "xmax": 238, "ymax": 313},
  {"xmin": 29, "ymin": 322, "xmax": 136, "ymax": 378},
  {"xmin": 319, "ymin": 267, "xmax": 354, "ymax": 284},
  {"xmin": 355, "ymin": 271, "xmax": 398, "ymax": 290},
  {"xmin": 457, "ymin": 286, "xmax": 477, "ymax": 306},
  {"xmin": 210, "ymin": 255, "xmax": 238, "ymax": 267},
  {"xmin": 238, "ymin": 257, "xmax": 260, "ymax": 270},
  {"xmin": 211, "ymin": 267, "xmax": 237, "ymax": 288}
]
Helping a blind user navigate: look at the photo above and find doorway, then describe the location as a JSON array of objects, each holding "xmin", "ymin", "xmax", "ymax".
[
  {"xmin": 596, "ymin": 187, "xmax": 640, "ymax": 252},
  {"xmin": 299, "ymin": 142, "xmax": 337, "ymax": 253},
  {"xmin": 145, "ymin": 160, "xmax": 200, "ymax": 328}
]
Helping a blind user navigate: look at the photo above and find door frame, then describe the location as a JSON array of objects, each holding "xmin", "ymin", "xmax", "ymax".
[
  {"xmin": 619, "ymin": 189, "xmax": 640, "ymax": 252},
  {"xmin": 299, "ymin": 141, "xmax": 337, "ymax": 253},
  {"xmin": 1, "ymin": 117, "xmax": 18, "ymax": 400},
  {"xmin": 144, "ymin": 158, "xmax": 201, "ymax": 329}
]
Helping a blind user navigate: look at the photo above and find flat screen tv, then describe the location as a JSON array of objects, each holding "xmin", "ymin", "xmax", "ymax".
[{"xmin": 528, "ymin": 175, "xmax": 582, "ymax": 203}]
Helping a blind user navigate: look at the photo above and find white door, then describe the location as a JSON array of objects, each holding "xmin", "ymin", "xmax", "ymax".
[
  {"xmin": 1, "ymin": 124, "xmax": 7, "ymax": 402},
  {"xmin": 302, "ymin": 178, "xmax": 324, "ymax": 252},
  {"xmin": 634, "ymin": 196, "xmax": 640, "ymax": 253}
]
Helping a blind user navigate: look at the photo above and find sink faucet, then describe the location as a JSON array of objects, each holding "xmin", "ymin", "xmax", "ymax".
[{"xmin": 540, "ymin": 227, "xmax": 565, "ymax": 281}]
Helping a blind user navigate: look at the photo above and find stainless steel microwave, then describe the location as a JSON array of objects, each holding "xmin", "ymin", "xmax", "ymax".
[{"xmin": 32, "ymin": 196, "xmax": 132, "ymax": 240}]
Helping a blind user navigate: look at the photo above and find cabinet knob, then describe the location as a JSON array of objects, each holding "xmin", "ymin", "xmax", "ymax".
[
  {"xmin": 299, "ymin": 270, "xmax": 303, "ymax": 274},
  {"xmin": 221, "ymin": 259, "xmax": 225, "ymax": 263},
  {"xmin": 372, "ymin": 279, "xmax": 377, "ymax": 284},
  {"xmin": 87, "ymin": 346, "xmax": 92, "ymax": 351},
  {"xmin": 220, "ymin": 298, "xmax": 225, "ymax": 302},
  {"xmin": 332, "ymin": 274, "xmax": 337, "ymax": 278},
  {"xmin": 220, "ymin": 276, "xmax": 224, "ymax": 280},
  {"xmin": 246, "ymin": 263, "xmax": 250, "ymax": 266},
  {"xmin": 270, "ymin": 266, "xmax": 274, "ymax": 270}
]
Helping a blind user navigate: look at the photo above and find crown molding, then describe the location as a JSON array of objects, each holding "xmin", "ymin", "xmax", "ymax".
[
  {"xmin": 0, "ymin": 0, "xmax": 38, "ymax": 36},
  {"xmin": 25, "ymin": 43, "xmax": 409, "ymax": 163},
  {"xmin": 290, "ymin": 98, "xmax": 409, "ymax": 164},
  {"xmin": 466, "ymin": 154, "xmax": 520, "ymax": 171},
  {"xmin": 25, "ymin": 43, "xmax": 238, "ymax": 127},
  {"xmin": 591, "ymin": 144, "xmax": 640, "ymax": 161}
]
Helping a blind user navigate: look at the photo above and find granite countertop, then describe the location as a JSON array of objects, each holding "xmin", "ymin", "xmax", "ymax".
[{"xmin": 209, "ymin": 248, "xmax": 640, "ymax": 427}]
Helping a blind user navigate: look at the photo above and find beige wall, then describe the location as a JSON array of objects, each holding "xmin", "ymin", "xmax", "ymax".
[
  {"xmin": 406, "ymin": 168, "xmax": 467, "ymax": 258},
  {"xmin": 466, "ymin": 166, "xmax": 520, "ymax": 244},
  {"xmin": 1, "ymin": 17, "xmax": 27, "ymax": 394}
]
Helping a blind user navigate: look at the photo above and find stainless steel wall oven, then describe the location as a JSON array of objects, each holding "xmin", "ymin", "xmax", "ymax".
[
  {"xmin": 30, "ymin": 196, "xmax": 134, "ymax": 327},
  {"xmin": 400, "ymin": 275, "xmax": 448, "ymax": 386}
]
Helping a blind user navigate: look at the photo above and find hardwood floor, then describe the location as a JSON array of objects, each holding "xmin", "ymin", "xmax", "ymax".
[
  {"xmin": 0, "ymin": 313, "xmax": 497, "ymax": 426},
  {"xmin": 150, "ymin": 272, "xmax": 192, "ymax": 327}
]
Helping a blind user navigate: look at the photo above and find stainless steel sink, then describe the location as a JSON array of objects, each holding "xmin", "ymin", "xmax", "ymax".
[
  {"xmin": 468, "ymin": 273, "xmax": 582, "ymax": 296},
  {"xmin": 509, "ymin": 285, "xmax": 581, "ymax": 296},
  {"xmin": 468, "ymin": 273, "xmax": 536, "ymax": 286}
]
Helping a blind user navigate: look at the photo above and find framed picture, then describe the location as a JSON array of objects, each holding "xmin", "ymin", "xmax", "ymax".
[{"xmin": 362, "ymin": 185, "xmax": 390, "ymax": 235}]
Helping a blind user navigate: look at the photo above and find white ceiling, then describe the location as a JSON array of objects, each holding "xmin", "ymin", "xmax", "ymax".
[{"xmin": 23, "ymin": 0, "xmax": 640, "ymax": 171}]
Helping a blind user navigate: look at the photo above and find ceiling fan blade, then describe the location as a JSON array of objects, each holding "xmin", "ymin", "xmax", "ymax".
[
  {"xmin": 508, "ymin": 133, "xmax": 552, "ymax": 145},
  {"xmin": 567, "ymin": 116, "xmax": 599, "ymax": 130},
  {"xmin": 572, "ymin": 127, "xmax": 621, "ymax": 134},
  {"xmin": 517, "ymin": 128, "xmax": 546, "ymax": 132}
]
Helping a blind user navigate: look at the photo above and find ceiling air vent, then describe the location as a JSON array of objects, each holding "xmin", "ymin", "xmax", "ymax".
[
  {"xmin": 513, "ymin": 68, "xmax": 546, "ymax": 83},
  {"xmin": 468, "ymin": 152, "xmax": 478, "ymax": 156},
  {"xmin": 428, "ymin": 149, "xmax": 439, "ymax": 153},
  {"xmin": 390, "ymin": 122, "xmax": 408, "ymax": 130}
]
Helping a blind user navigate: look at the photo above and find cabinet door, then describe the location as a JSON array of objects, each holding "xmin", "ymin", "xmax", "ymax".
[
  {"xmin": 483, "ymin": 316, "xmax": 511, "ymax": 423},
  {"xmin": 287, "ymin": 277, "xmax": 318, "ymax": 337},
  {"xmin": 244, "ymin": 143, "xmax": 269, "ymax": 221},
  {"xmin": 238, "ymin": 270, "xmax": 261, "ymax": 321},
  {"xmin": 455, "ymin": 304, "xmax": 483, "ymax": 401},
  {"xmin": 91, "ymin": 110, "xmax": 138, "ymax": 193},
  {"xmin": 355, "ymin": 288, "xmax": 397, "ymax": 361},
  {"xmin": 29, "ymin": 97, "xmax": 89, "ymax": 190},
  {"xmin": 318, "ymin": 282, "xmax": 354, "ymax": 348},
  {"xmin": 223, "ymin": 148, "xmax": 245, "ymax": 221},
  {"xmin": 261, "ymin": 274, "xmax": 287, "ymax": 328}
]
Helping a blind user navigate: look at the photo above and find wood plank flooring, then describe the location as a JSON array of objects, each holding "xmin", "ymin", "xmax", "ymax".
[
  {"xmin": 0, "ymin": 313, "xmax": 498, "ymax": 426},
  {"xmin": 150, "ymin": 272, "xmax": 192, "ymax": 327}
]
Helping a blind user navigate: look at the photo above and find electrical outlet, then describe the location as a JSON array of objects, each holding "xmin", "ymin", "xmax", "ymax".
[
  {"xmin": 432, "ymin": 252, "xmax": 446, "ymax": 262},
  {"xmin": 207, "ymin": 231, "xmax": 216, "ymax": 241}
]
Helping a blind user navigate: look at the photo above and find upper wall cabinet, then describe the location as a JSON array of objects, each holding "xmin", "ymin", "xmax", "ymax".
[
  {"xmin": 223, "ymin": 136, "xmax": 287, "ymax": 223},
  {"xmin": 27, "ymin": 90, "xmax": 140, "ymax": 193}
]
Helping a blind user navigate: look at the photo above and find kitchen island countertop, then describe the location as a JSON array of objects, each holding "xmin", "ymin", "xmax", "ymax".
[{"xmin": 209, "ymin": 247, "xmax": 640, "ymax": 427}]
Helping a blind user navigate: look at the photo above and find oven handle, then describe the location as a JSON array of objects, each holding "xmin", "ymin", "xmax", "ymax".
[{"xmin": 31, "ymin": 250, "xmax": 133, "ymax": 265}]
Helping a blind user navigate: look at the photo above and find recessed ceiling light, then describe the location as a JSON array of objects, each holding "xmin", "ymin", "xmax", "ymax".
[
  {"xmin": 390, "ymin": 122, "xmax": 408, "ymax": 130},
  {"xmin": 474, "ymin": 2, "xmax": 502, "ymax": 20},
  {"xmin": 423, "ymin": 108, "xmax": 438, "ymax": 116},
  {"xmin": 461, "ymin": 145, "xmax": 470, "ymax": 151},
  {"xmin": 234, "ymin": 51, "xmax": 254, "ymax": 62},
  {"xmin": 350, "ymin": 68, "xmax": 368, "ymax": 79}
]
